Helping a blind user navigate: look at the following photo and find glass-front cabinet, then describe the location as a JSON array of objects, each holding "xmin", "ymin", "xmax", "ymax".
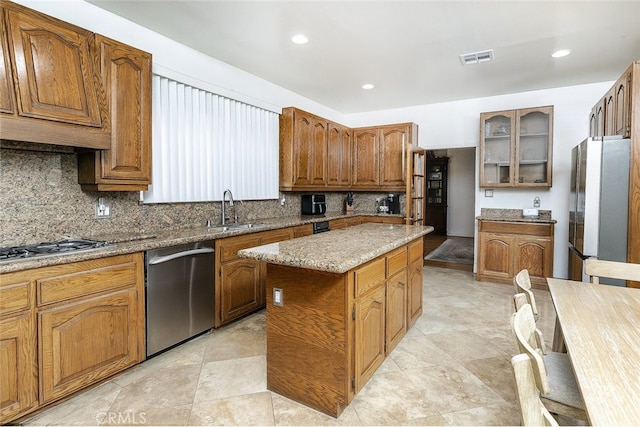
[{"xmin": 480, "ymin": 106, "xmax": 553, "ymax": 188}]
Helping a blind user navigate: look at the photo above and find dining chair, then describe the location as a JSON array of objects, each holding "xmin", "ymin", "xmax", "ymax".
[
  {"xmin": 584, "ymin": 258, "xmax": 640, "ymax": 284},
  {"xmin": 511, "ymin": 353, "xmax": 559, "ymax": 426},
  {"xmin": 511, "ymin": 303, "xmax": 588, "ymax": 422},
  {"xmin": 513, "ymin": 293, "xmax": 547, "ymax": 354},
  {"xmin": 513, "ymin": 269, "xmax": 538, "ymax": 320}
]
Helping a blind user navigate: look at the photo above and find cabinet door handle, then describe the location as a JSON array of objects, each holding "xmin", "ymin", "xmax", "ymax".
[
  {"xmin": 402, "ymin": 135, "xmax": 406, "ymax": 176},
  {"xmin": 148, "ymin": 247, "xmax": 214, "ymax": 265}
]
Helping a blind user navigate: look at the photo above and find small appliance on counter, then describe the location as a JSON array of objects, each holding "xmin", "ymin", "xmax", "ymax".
[
  {"xmin": 377, "ymin": 197, "xmax": 389, "ymax": 213},
  {"xmin": 345, "ymin": 192, "xmax": 354, "ymax": 214},
  {"xmin": 301, "ymin": 194, "xmax": 326, "ymax": 215},
  {"xmin": 387, "ymin": 193, "xmax": 401, "ymax": 214}
]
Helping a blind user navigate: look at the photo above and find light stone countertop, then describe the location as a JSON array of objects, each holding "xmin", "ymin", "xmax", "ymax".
[
  {"xmin": 238, "ymin": 223, "xmax": 433, "ymax": 274},
  {"xmin": 0, "ymin": 213, "xmax": 405, "ymax": 274},
  {"xmin": 476, "ymin": 208, "xmax": 556, "ymax": 224}
]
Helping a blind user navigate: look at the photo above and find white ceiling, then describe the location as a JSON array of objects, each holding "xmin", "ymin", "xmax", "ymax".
[{"xmin": 87, "ymin": 0, "xmax": 640, "ymax": 114}]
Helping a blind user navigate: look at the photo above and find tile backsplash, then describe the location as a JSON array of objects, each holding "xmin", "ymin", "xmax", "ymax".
[{"xmin": 1, "ymin": 145, "xmax": 397, "ymax": 247}]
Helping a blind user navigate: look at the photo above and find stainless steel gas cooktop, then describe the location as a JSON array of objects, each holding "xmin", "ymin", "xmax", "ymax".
[{"xmin": 0, "ymin": 239, "xmax": 109, "ymax": 262}]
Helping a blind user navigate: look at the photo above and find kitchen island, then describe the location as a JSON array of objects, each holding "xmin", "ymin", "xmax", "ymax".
[{"xmin": 238, "ymin": 223, "xmax": 432, "ymax": 417}]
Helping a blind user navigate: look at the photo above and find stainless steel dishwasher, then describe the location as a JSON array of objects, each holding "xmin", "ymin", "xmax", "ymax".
[{"xmin": 146, "ymin": 240, "xmax": 215, "ymax": 357}]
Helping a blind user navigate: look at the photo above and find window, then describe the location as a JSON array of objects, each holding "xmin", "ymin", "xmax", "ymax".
[{"xmin": 142, "ymin": 74, "xmax": 279, "ymax": 203}]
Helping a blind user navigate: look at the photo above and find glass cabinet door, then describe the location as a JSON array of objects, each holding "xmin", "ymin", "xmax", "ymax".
[
  {"xmin": 480, "ymin": 106, "xmax": 553, "ymax": 188},
  {"xmin": 480, "ymin": 110, "xmax": 515, "ymax": 186},
  {"xmin": 515, "ymin": 106, "xmax": 553, "ymax": 186}
]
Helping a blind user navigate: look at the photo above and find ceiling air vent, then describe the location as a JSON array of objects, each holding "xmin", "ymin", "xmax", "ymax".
[{"xmin": 459, "ymin": 49, "xmax": 494, "ymax": 65}]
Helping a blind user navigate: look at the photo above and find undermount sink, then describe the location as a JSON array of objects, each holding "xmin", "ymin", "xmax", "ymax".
[{"xmin": 208, "ymin": 223, "xmax": 266, "ymax": 232}]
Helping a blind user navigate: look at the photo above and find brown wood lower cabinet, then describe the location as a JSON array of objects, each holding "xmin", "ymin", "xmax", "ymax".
[
  {"xmin": 215, "ymin": 228, "xmax": 293, "ymax": 327},
  {"xmin": 0, "ymin": 253, "xmax": 145, "ymax": 424},
  {"xmin": 0, "ymin": 311, "xmax": 37, "ymax": 422},
  {"xmin": 362, "ymin": 215, "xmax": 405, "ymax": 224},
  {"xmin": 407, "ymin": 239, "xmax": 424, "ymax": 328},
  {"xmin": 38, "ymin": 288, "xmax": 140, "ymax": 403},
  {"xmin": 476, "ymin": 220, "xmax": 554, "ymax": 289},
  {"xmin": 385, "ymin": 247, "xmax": 408, "ymax": 355},
  {"xmin": 265, "ymin": 237, "xmax": 423, "ymax": 417}
]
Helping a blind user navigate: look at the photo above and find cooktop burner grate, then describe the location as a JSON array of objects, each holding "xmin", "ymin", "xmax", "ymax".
[{"xmin": 0, "ymin": 239, "xmax": 109, "ymax": 261}]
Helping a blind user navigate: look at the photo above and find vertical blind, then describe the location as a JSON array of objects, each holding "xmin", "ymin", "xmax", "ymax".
[{"xmin": 142, "ymin": 75, "xmax": 279, "ymax": 203}]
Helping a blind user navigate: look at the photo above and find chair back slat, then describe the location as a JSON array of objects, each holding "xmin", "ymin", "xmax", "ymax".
[
  {"xmin": 511, "ymin": 353, "xmax": 559, "ymax": 426},
  {"xmin": 511, "ymin": 304, "xmax": 550, "ymax": 394},
  {"xmin": 584, "ymin": 258, "xmax": 640, "ymax": 284},
  {"xmin": 514, "ymin": 269, "xmax": 539, "ymax": 319}
]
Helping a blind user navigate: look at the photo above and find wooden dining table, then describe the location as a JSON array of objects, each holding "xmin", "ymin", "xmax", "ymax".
[{"xmin": 547, "ymin": 278, "xmax": 640, "ymax": 426}]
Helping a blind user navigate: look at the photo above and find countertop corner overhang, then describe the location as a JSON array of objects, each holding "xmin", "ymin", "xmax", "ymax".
[{"xmin": 238, "ymin": 223, "xmax": 434, "ymax": 274}]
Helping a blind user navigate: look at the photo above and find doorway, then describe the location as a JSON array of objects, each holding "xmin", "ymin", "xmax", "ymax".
[{"xmin": 423, "ymin": 147, "xmax": 476, "ymax": 271}]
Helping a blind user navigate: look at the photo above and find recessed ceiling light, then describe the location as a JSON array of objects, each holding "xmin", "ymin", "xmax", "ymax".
[
  {"xmin": 291, "ymin": 34, "xmax": 308, "ymax": 44},
  {"xmin": 362, "ymin": 84, "xmax": 374, "ymax": 90},
  {"xmin": 551, "ymin": 49, "xmax": 572, "ymax": 58}
]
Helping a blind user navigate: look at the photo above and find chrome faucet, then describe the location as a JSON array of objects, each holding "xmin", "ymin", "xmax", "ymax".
[{"xmin": 221, "ymin": 189, "xmax": 236, "ymax": 225}]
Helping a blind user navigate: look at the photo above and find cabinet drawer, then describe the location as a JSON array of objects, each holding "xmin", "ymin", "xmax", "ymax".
[
  {"xmin": 408, "ymin": 239, "xmax": 423, "ymax": 263},
  {"xmin": 354, "ymin": 258, "xmax": 385, "ymax": 297},
  {"xmin": 479, "ymin": 221, "xmax": 552, "ymax": 237},
  {"xmin": 218, "ymin": 235, "xmax": 262, "ymax": 262},
  {"xmin": 260, "ymin": 228, "xmax": 293, "ymax": 245},
  {"xmin": 37, "ymin": 256, "xmax": 139, "ymax": 306},
  {"xmin": 329, "ymin": 219, "xmax": 346, "ymax": 229},
  {"xmin": 386, "ymin": 247, "xmax": 407, "ymax": 277},
  {"xmin": 0, "ymin": 280, "xmax": 31, "ymax": 316},
  {"xmin": 292, "ymin": 224, "xmax": 313, "ymax": 237},
  {"xmin": 345, "ymin": 216, "xmax": 363, "ymax": 227}
]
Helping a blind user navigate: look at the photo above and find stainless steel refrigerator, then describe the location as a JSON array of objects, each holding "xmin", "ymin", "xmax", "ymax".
[{"xmin": 568, "ymin": 136, "xmax": 631, "ymax": 286}]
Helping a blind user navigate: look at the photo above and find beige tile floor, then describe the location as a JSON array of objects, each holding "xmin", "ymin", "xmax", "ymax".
[{"xmin": 22, "ymin": 266, "xmax": 562, "ymax": 426}]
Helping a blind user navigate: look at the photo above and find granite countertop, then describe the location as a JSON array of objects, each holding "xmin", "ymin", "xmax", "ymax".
[
  {"xmin": 238, "ymin": 223, "xmax": 433, "ymax": 274},
  {"xmin": 0, "ymin": 212, "xmax": 406, "ymax": 274},
  {"xmin": 476, "ymin": 208, "xmax": 556, "ymax": 224}
]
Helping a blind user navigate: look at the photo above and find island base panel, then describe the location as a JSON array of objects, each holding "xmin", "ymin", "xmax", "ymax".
[{"xmin": 265, "ymin": 264, "xmax": 351, "ymax": 418}]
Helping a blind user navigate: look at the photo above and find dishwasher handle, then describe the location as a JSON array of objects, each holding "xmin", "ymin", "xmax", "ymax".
[{"xmin": 148, "ymin": 247, "xmax": 215, "ymax": 265}]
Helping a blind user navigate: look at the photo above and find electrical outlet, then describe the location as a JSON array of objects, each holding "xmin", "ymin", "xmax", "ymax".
[
  {"xmin": 95, "ymin": 197, "xmax": 111, "ymax": 219},
  {"xmin": 273, "ymin": 287, "xmax": 283, "ymax": 307}
]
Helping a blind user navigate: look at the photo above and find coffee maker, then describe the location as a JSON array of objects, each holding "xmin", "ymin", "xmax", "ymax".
[{"xmin": 387, "ymin": 193, "xmax": 401, "ymax": 214}]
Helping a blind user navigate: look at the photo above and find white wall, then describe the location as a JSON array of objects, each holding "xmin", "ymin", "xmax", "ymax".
[
  {"xmin": 446, "ymin": 148, "xmax": 476, "ymax": 238},
  {"xmin": 21, "ymin": 0, "xmax": 616, "ymax": 279}
]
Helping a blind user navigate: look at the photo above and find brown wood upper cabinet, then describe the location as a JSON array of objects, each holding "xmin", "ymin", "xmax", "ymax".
[
  {"xmin": 0, "ymin": 0, "xmax": 110, "ymax": 149},
  {"xmin": 594, "ymin": 65, "xmax": 633, "ymax": 138},
  {"xmin": 280, "ymin": 107, "xmax": 332, "ymax": 190},
  {"xmin": 77, "ymin": 35, "xmax": 152, "ymax": 191},
  {"xmin": 480, "ymin": 105, "xmax": 553, "ymax": 188},
  {"xmin": 280, "ymin": 106, "xmax": 417, "ymax": 192},
  {"xmin": 327, "ymin": 122, "xmax": 352, "ymax": 187},
  {"xmin": 352, "ymin": 123, "xmax": 416, "ymax": 191}
]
